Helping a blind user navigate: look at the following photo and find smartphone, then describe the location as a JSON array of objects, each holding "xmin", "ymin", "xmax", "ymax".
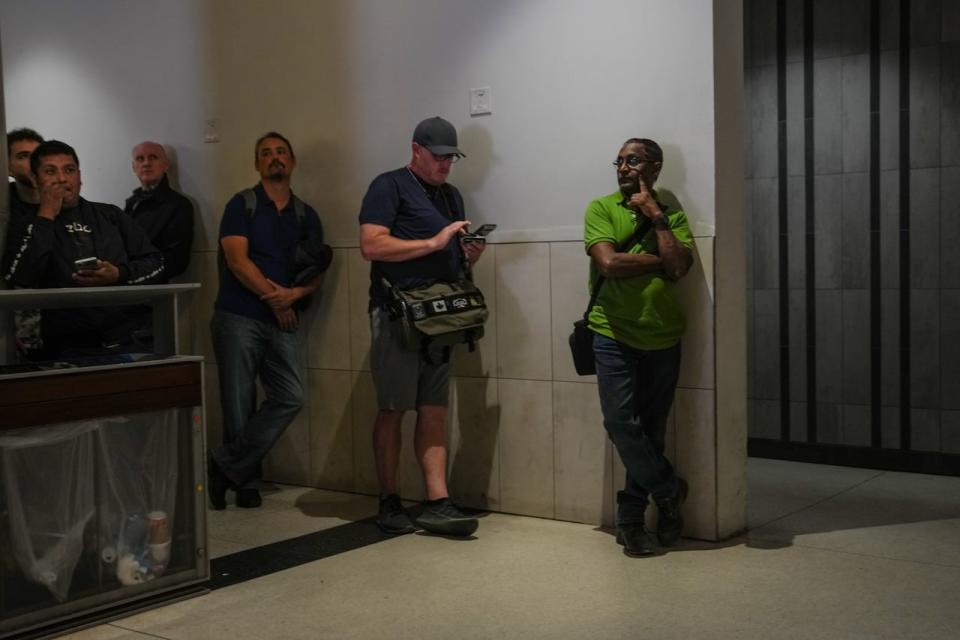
[
  {"xmin": 74, "ymin": 256, "xmax": 98, "ymax": 271},
  {"xmin": 462, "ymin": 223, "xmax": 497, "ymax": 242}
]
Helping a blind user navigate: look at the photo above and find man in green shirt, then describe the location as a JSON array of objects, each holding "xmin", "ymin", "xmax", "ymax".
[{"xmin": 583, "ymin": 138, "xmax": 694, "ymax": 557}]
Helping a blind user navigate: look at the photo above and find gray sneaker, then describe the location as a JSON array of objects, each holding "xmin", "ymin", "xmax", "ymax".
[
  {"xmin": 414, "ymin": 498, "xmax": 479, "ymax": 537},
  {"xmin": 377, "ymin": 494, "xmax": 416, "ymax": 534}
]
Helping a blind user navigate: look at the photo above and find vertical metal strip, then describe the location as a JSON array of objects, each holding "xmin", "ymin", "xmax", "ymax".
[
  {"xmin": 899, "ymin": 0, "xmax": 912, "ymax": 450},
  {"xmin": 777, "ymin": 0, "xmax": 791, "ymax": 440},
  {"xmin": 804, "ymin": 0, "xmax": 817, "ymax": 442},
  {"xmin": 870, "ymin": 0, "xmax": 882, "ymax": 447}
]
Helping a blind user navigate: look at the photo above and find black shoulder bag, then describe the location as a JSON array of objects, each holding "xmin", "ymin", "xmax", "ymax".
[{"xmin": 568, "ymin": 218, "xmax": 653, "ymax": 375}]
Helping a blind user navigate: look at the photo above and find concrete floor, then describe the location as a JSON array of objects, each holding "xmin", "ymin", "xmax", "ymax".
[{"xmin": 62, "ymin": 459, "xmax": 960, "ymax": 639}]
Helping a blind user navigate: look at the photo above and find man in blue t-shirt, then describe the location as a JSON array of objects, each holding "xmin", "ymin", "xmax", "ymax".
[
  {"xmin": 208, "ymin": 131, "xmax": 324, "ymax": 510},
  {"xmin": 359, "ymin": 117, "xmax": 486, "ymax": 537}
]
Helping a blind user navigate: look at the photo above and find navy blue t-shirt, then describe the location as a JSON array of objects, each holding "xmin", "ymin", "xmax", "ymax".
[
  {"xmin": 215, "ymin": 183, "xmax": 323, "ymax": 324},
  {"xmin": 358, "ymin": 167, "xmax": 465, "ymax": 309}
]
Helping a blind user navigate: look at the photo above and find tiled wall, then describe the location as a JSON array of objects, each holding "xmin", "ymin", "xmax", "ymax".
[
  {"xmin": 186, "ymin": 236, "xmax": 719, "ymax": 537},
  {"xmin": 190, "ymin": 238, "xmax": 716, "ymax": 538}
]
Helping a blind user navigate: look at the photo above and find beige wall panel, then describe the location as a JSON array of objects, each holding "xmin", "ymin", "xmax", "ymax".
[
  {"xmin": 448, "ymin": 376, "xmax": 501, "ymax": 511},
  {"xmin": 309, "ymin": 369, "xmax": 355, "ymax": 492},
  {"xmin": 346, "ymin": 248, "xmax": 372, "ymax": 372},
  {"xmin": 553, "ymin": 381, "xmax": 609, "ymax": 524},
  {"xmin": 549, "ymin": 242, "xmax": 594, "ymax": 383},
  {"xmin": 498, "ymin": 378, "xmax": 554, "ymax": 518},
  {"xmin": 306, "ymin": 248, "xmax": 352, "ymax": 370},
  {"xmin": 495, "ymin": 243, "xmax": 552, "ymax": 381},
  {"xmin": 675, "ymin": 387, "xmax": 719, "ymax": 540},
  {"xmin": 677, "ymin": 236, "xmax": 716, "ymax": 390}
]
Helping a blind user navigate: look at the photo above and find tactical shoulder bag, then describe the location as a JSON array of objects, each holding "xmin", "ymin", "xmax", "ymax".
[
  {"xmin": 381, "ymin": 177, "xmax": 489, "ymax": 363},
  {"xmin": 383, "ymin": 276, "xmax": 488, "ymax": 364}
]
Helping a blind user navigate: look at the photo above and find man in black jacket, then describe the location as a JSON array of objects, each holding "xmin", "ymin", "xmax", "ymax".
[
  {"xmin": 124, "ymin": 141, "xmax": 194, "ymax": 281},
  {"xmin": 7, "ymin": 127, "xmax": 44, "ymax": 222},
  {"xmin": 6, "ymin": 127, "xmax": 45, "ymax": 358},
  {"xmin": 2, "ymin": 140, "xmax": 165, "ymax": 357}
]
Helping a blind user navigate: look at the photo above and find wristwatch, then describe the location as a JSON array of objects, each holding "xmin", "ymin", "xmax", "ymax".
[{"xmin": 651, "ymin": 216, "xmax": 669, "ymax": 230}]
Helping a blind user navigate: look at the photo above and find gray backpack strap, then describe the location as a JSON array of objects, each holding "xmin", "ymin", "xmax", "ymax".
[
  {"xmin": 241, "ymin": 189, "xmax": 257, "ymax": 218},
  {"xmin": 218, "ymin": 189, "xmax": 258, "ymax": 282},
  {"xmin": 292, "ymin": 195, "xmax": 305, "ymax": 222}
]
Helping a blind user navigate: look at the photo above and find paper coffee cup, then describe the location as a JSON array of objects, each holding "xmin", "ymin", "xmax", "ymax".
[
  {"xmin": 146, "ymin": 511, "xmax": 170, "ymax": 544},
  {"xmin": 148, "ymin": 541, "xmax": 171, "ymax": 566}
]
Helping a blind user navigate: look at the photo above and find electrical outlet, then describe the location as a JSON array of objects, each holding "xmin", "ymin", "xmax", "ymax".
[{"xmin": 469, "ymin": 87, "xmax": 492, "ymax": 116}]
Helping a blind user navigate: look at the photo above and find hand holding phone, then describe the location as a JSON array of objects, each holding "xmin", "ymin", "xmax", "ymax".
[
  {"xmin": 462, "ymin": 223, "xmax": 497, "ymax": 243},
  {"xmin": 74, "ymin": 256, "xmax": 99, "ymax": 272}
]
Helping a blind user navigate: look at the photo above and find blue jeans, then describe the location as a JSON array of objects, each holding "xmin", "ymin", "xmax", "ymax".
[
  {"xmin": 593, "ymin": 333, "xmax": 681, "ymax": 525},
  {"xmin": 210, "ymin": 310, "xmax": 305, "ymax": 489}
]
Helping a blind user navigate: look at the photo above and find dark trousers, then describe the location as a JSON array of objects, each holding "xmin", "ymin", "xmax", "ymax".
[
  {"xmin": 210, "ymin": 310, "xmax": 304, "ymax": 489},
  {"xmin": 593, "ymin": 333, "xmax": 682, "ymax": 525}
]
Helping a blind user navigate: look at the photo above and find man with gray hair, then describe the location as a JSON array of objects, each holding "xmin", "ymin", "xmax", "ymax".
[{"xmin": 124, "ymin": 141, "xmax": 194, "ymax": 281}]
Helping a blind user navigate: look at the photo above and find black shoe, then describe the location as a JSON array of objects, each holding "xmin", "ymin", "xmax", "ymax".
[
  {"xmin": 655, "ymin": 477, "xmax": 688, "ymax": 547},
  {"xmin": 236, "ymin": 488, "xmax": 262, "ymax": 508},
  {"xmin": 207, "ymin": 457, "xmax": 230, "ymax": 511},
  {"xmin": 414, "ymin": 498, "xmax": 478, "ymax": 537},
  {"xmin": 616, "ymin": 523, "xmax": 658, "ymax": 557},
  {"xmin": 377, "ymin": 494, "xmax": 416, "ymax": 534}
]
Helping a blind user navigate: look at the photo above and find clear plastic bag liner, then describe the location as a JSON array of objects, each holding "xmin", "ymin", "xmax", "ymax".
[{"xmin": 1, "ymin": 410, "xmax": 178, "ymax": 602}]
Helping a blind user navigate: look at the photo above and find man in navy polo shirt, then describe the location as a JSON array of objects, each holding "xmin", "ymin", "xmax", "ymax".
[
  {"xmin": 359, "ymin": 116, "xmax": 486, "ymax": 536},
  {"xmin": 208, "ymin": 131, "xmax": 324, "ymax": 510}
]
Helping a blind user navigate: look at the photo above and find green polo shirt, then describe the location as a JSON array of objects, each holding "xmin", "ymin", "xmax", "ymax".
[{"xmin": 583, "ymin": 190, "xmax": 694, "ymax": 351}]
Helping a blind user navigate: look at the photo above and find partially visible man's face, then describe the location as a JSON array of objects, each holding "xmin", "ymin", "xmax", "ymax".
[
  {"xmin": 132, "ymin": 143, "xmax": 169, "ymax": 188},
  {"xmin": 9, "ymin": 140, "xmax": 41, "ymax": 187},
  {"xmin": 255, "ymin": 137, "xmax": 295, "ymax": 182},
  {"xmin": 410, "ymin": 143, "xmax": 455, "ymax": 186},
  {"xmin": 616, "ymin": 142, "xmax": 661, "ymax": 196},
  {"xmin": 35, "ymin": 153, "xmax": 81, "ymax": 207}
]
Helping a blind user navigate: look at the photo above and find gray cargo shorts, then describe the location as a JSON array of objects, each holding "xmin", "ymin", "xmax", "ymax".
[{"xmin": 369, "ymin": 308, "xmax": 452, "ymax": 411}]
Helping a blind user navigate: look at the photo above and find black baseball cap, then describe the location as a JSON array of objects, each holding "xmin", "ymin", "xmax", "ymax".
[{"xmin": 412, "ymin": 117, "xmax": 464, "ymax": 157}]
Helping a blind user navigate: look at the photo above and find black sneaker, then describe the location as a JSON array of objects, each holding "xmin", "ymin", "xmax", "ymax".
[
  {"xmin": 414, "ymin": 498, "xmax": 478, "ymax": 537},
  {"xmin": 615, "ymin": 523, "xmax": 657, "ymax": 557},
  {"xmin": 236, "ymin": 488, "xmax": 262, "ymax": 508},
  {"xmin": 377, "ymin": 494, "xmax": 416, "ymax": 534},
  {"xmin": 655, "ymin": 477, "xmax": 688, "ymax": 547}
]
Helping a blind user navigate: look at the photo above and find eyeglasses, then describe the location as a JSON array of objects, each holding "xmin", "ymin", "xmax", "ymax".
[
  {"xmin": 612, "ymin": 155, "xmax": 644, "ymax": 168},
  {"xmin": 429, "ymin": 151, "xmax": 460, "ymax": 164}
]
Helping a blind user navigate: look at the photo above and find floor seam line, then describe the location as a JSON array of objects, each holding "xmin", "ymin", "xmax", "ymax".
[
  {"xmin": 748, "ymin": 470, "xmax": 887, "ymax": 530},
  {"xmin": 108, "ymin": 622, "xmax": 175, "ymax": 639},
  {"xmin": 745, "ymin": 536, "xmax": 960, "ymax": 570}
]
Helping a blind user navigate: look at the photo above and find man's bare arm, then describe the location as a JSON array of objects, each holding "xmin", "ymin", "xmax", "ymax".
[
  {"xmin": 221, "ymin": 235, "xmax": 274, "ymax": 297},
  {"xmin": 360, "ymin": 221, "xmax": 469, "ymax": 262},
  {"xmin": 624, "ymin": 179, "xmax": 693, "ymax": 280},
  {"xmin": 589, "ymin": 242, "xmax": 664, "ymax": 279},
  {"xmin": 261, "ymin": 273, "xmax": 324, "ymax": 310},
  {"xmin": 652, "ymin": 226, "xmax": 693, "ymax": 280}
]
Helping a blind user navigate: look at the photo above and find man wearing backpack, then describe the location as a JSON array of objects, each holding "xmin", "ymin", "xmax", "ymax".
[
  {"xmin": 208, "ymin": 132, "xmax": 324, "ymax": 510},
  {"xmin": 359, "ymin": 116, "xmax": 486, "ymax": 537}
]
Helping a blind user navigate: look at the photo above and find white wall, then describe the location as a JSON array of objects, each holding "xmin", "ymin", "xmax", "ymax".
[
  {"xmin": 2, "ymin": 0, "xmax": 717, "ymax": 247},
  {"xmin": 0, "ymin": 0, "xmax": 214, "ymax": 223}
]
